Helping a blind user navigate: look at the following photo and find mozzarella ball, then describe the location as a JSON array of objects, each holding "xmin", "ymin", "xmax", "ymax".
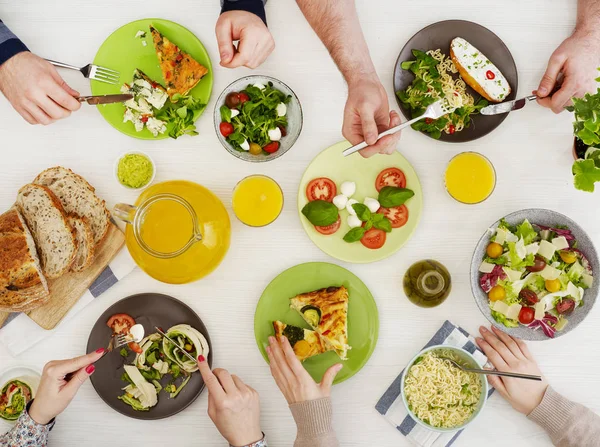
[
  {"xmin": 346, "ymin": 199, "xmax": 359, "ymax": 215},
  {"xmin": 363, "ymin": 197, "xmax": 380, "ymax": 213},
  {"xmin": 340, "ymin": 181, "xmax": 356, "ymax": 198},
  {"xmin": 332, "ymin": 194, "xmax": 348, "ymax": 210},
  {"xmin": 347, "ymin": 215, "xmax": 362, "ymax": 229}
]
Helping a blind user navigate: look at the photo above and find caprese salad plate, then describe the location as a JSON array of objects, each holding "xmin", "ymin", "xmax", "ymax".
[
  {"xmin": 470, "ymin": 209, "xmax": 599, "ymax": 341},
  {"xmin": 298, "ymin": 141, "xmax": 423, "ymax": 264}
]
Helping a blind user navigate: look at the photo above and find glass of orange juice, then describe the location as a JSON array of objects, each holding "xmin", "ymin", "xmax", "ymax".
[
  {"xmin": 444, "ymin": 152, "xmax": 496, "ymax": 204},
  {"xmin": 232, "ymin": 175, "xmax": 284, "ymax": 226}
]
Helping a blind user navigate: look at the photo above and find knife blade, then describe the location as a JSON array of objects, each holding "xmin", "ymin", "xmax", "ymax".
[
  {"xmin": 77, "ymin": 94, "xmax": 133, "ymax": 105},
  {"xmin": 480, "ymin": 95, "xmax": 538, "ymax": 115},
  {"xmin": 155, "ymin": 326, "xmax": 197, "ymax": 363}
]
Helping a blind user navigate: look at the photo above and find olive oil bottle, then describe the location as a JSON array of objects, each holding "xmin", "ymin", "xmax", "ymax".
[{"xmin": 403, "ymin": 260, "xmax": 451, "ymax": 308}]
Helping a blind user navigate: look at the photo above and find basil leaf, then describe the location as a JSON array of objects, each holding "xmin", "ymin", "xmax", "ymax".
[
  {"xmin": 343, "ymin": 227, "xmax": 366, "ymax": 243},
  {"xmin": 373, "ymin": 216, "xmax": 392, "ymax": 233},
  {"xmin": 302, "ymin": 200, "xmax": 339, "ymax": 227},
  {"xmin": 371, "ymin": 213, "xmax": 385, "ymax": 223},
  {"xmin": 220, "ymin": 105, "xmax": 232, "ymax": 123},
  {"xmin": 364, "ymin": 220, "xmax": 373, "ymax": 231},
  {"xmin": 378, "ymin": 186, "xmax": 414, "ymax": 208},
  {"xmin": 352, "ymin": 203, "xmax": 371, "ymax": 222}
]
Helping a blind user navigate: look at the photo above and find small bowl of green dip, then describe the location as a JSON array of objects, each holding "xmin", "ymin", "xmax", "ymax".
[{"xmin": 114, "ymin": 151, "xmax": 156, "ymax": 190}]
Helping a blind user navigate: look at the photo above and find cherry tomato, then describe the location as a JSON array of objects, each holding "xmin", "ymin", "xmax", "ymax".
[
  {"xmin": 225, "ymin": 92, "xmax": 241, "ymax": 109},
  {"xmin": 140, "ymin": 116, "xmax": 149, "ymax": 123},
  {"xmin": 448, "ymin": 124, "xmax": 456, "ymax": 134},
  {"xmin": 486, "ymin": 70, "xmax": 495, "ymax": 80},
  {"xmin": 238, "ymin": 92, "xmax": 250, "ymax": 104},
  {"xmin": 556, "ymin": 298, "xmax": 576, "ymax": 315},
  {"xmin": 526, "ymin": 255, "xmax": 547, "ymax": 273},
  {"xmin": 377, "ymin": 205, "xmax": 409, "ymax": 228},
  {"xmin": 425, "ymin": 118, "xmax": 434, "ymax": 124},
  {"xmin": 263, "ymin": 142, "xmax": 280, "ymax": 153},
  {"xmin": 106, "ymin": 313, "xmax": 135, "ymax": 335},
  {"xmin": 488, "ymin": 285, "xmax": 505, "ymax": 302},
  {"xmin": 361, "ymin": 228, "xmax": 387, "ymax": 249},
  {"xmin": 486, "ymin": 242, "xmax": 503, "ymax": 258},
  {"xmin": 545, "ymin": 278, "xmax": 561, "ymax": 293},
  {"xmin": 278, "ymin": 125, "xmax": 287, "ymax": 137},
  {"xmin": 519, "ymin": 289, "xmax": 539, "ymax": 306},
  {"xmin": 315, "ymin": 216, "xmax": 341, "ymax": 235},
  {"xmin": 249, "ymin": 143, "xmax": 262, "ymax": 155},
  {"xmin": 375, "ymin": 167, "xmax": 407, "ymax": 192},
  {"xmin": 219, "ymin": 122, "xmax": 234, "ymax": 137},
  {"xmin": 518, "ymin": 307, "xmax": 535, "ymax": 325},
  {"xmin": 128, "ymin": 342, "xmax": 143, "ymax": 354},
  {"xmin": 559, "ymin": 250, "xmax": 578, "ymax": 264},
  {"xmin": 306, "ymin": 177, "xmax": 337, "ymax": 202}
]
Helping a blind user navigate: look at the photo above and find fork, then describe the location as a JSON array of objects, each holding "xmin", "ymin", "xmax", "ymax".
[
  {"xmin": 342, "ymin": 100, "xmax": 456, "ymax": 157},
  {"xmin": 45, "ymin": 59, "xmax": 120, "ymax": 85},
  {"xmin": 442, "ymin": 358, "xmax": 542, "ymax": 381}
]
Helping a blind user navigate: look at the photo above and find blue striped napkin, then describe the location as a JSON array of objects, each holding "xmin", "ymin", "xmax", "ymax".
[
  {"xmin": 0, "ymin": 249, "xmax": 136, "ymax": 356},
  {"xmin": 375, "ymin": 320, "xmax": 495, "ymax": 447}
]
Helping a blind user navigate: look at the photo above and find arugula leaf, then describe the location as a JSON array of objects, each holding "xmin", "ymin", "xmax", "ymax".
[
  {"xmin": 343, "ymin": 227, "xmax": 366, "ymax": 242},
  {"xmin": 301, "ymin": 200, "xmax": 339, "ymax": 227},
  {"xmin": 573, "ymin": 159, "xmax": 600, "ymax": 192}
]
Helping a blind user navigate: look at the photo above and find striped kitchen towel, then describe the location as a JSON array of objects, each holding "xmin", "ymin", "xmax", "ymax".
[
  {"xmin": 375, "ymin": 320, "xmax": 495, "ymax": 447},
  {"xmin": 0, "ymin": 248, "xmax": 136, "ymax": 356}
]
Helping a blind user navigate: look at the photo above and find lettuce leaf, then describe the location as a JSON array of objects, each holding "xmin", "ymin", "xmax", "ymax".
[
  {"xmin": 491, "ymin": 310, "xmax": 519, "ymax": 328},
  {"xmin": 515, "ymin": 219, "xmax": 538, "ymax": 245}
]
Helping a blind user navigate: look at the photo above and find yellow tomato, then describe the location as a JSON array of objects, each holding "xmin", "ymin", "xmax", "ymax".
[
  {"xmin": 545, "ymin": 279, "xmax": 561, "ymax": 293},
  {"xmin": 184, "ymin": 343, "xmax": 193, "ymax": 352},
  {"xmin": 488, "ymin": 285, "xmax": 506, "ymax": 302},
  {"xmin": 559, "ymin": 251, "xmax": 577, "ymax": 264},
  {"xmin": 486, "ymin": 242, "xmax": 503, "ymax": 259},
  {"xmin": 293, "ymin": 340, "xmax": 311, "ymax": 358},
  {"xmin": 249, "ymin": 143, "xmax": 262, "ymax": 155}
]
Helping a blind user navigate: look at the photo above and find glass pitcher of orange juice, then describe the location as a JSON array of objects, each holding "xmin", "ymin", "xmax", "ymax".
[{"xmin": 113, "ymin": 180, "xmax": 231, "ymax": 284}]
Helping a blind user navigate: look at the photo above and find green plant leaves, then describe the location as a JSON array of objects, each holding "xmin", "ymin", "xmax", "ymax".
[
  {"xmin": 301, "ymin": 200, "xmax": 339, "ymax": 226},
  {"xmin": 378, "ymin": 186, "xmax": 415, "ymax": 208},
  {"xmin": 343, "ymin": 227, "xmax": 366, "ymax": 242},
  {"xmin": 573, "ymin": 159, "xmax": 600, "ymax": 192}
]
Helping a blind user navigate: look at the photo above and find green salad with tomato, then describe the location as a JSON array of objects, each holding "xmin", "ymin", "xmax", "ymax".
[{"xmin": 219, "ymin": 81, "xmax": 291, "ymax": 156}]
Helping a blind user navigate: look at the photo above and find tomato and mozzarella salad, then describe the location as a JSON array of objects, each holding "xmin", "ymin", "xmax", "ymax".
[
  {"xmin": 301, "ymin": 168, "xmax": 414, "ymax": 250},
  {"xmin": 479, "ymin": 219, "xmax": 594, "ymax": 338},
  {"xmin": 219, "ymin": 82, "xmax": 291, "ymax": 156},
  {"xmin": 107, "ymin": 313, "xmax": 145, "ymax": 354}
]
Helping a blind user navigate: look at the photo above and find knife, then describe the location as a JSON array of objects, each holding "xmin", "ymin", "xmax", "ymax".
[
  {"xmin": 77, "ymin": 94, "xmax": 133, "ymax": 105},
  {"xmin": 155, "ymin": 326, "xmax": 197, "ymax": 363},
  {"xmin": 480, "ymin": 95, "xmax": 537, "ymax": 115}
]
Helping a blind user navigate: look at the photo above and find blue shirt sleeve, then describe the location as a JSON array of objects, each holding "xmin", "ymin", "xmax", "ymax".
[
  {"xmin": 221, "ymin": 0, "xmax": 267, "ymax": 26},
  {"xmin": 0, "ymin": 19, "xmax": 29, "ymax": 66}
]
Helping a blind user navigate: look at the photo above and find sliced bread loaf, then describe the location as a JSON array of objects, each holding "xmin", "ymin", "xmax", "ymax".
[
  {"xmin": 16, "ymin": 184, "xmax": 77, "ymax": 279},
  {"xmin": 68, "ymin": 215, "xmax": 95, "ymax": 272},
  {"xmin": 33, "ymin": 167, "xmax": 110, "ymax": 245}
]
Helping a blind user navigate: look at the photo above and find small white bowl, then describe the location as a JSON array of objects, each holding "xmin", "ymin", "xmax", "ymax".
[
  {"xmin": 401, "ymin": 345, "xmax": 488, "ymax": 433},
  {"xmin": 114, "ymin": 151, "xmax": 156, "ymax": 191}
]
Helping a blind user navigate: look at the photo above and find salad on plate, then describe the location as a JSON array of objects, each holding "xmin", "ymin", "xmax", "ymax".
[{"xmin": 479, "ymin": 219, "xmax": 594, "ymax": 338}]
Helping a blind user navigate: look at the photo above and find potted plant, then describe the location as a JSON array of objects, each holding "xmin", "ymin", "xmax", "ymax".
[{"xmin": 569, "ymin": 68, "xmax": 600, "ymax": 192}]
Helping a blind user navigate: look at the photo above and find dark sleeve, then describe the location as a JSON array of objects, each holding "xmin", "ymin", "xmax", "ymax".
[
  {"xmin": 0, "ymin": 19, "xmax": 29, "ymax": 66},
  {"xmin": 220, "ymin": 0, "xmax": 267, "ymax": 25}
]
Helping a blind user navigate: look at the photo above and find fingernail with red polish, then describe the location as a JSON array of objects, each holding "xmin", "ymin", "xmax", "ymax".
[
  {"xmin": 96, "ymin": 348, "xmax": 105, "ymax": 354},
  {"xmin": 85, "ymin": 364, "xmax": 95, "ymax": 374},
  {"xmin": 198, "ymin": 355, "xmax": 205, "ymax": 363}
]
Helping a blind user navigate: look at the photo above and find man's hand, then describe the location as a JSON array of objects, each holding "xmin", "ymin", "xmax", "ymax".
[
  {"xmin": 0, "ymin": 52, "xmax": 81, "ymax": 125},
  {"xmin": 343, "ymin": 74, "xmax": 401, "ymax": 158},
  {"xmin": 536, "ymin": 29, "xmax": 600, "ymax": 113},
  {"xmin": 215, "ymin": 11, "xmax": 275, "ymax": 69}
]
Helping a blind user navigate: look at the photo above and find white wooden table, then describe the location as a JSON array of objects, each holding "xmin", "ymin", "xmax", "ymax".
[{"xmin": 1, "ymin": 1, "xmax": 599, "ymax": 445}]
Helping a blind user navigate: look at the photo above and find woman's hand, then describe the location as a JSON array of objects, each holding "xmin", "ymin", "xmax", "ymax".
[
  {"xmin": 197, "ymin": 356, "xmax": 263, "ymax": 447},
  {"xmin": 476, "ymin": 326, "xmax": 548, "ymax": 415},
  {"xmin": 266, "ymin": 336, "xmax": 342, "ymax": 404},
  {"xmin": 28, "ymin": 349, "xmax": 105, "ymax": 425}
]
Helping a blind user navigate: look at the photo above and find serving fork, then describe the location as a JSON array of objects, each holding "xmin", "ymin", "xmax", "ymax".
[
  {"xmin": 442, "ymin": 358, "xmax": 542, "ymax": 381},
  {"xmin": 342, "ymin": 100, "xmax": 456, "ymax": 156},
  {"xmin": 45, "ymin": 59, "xmax": 120, "ymax": 85}
]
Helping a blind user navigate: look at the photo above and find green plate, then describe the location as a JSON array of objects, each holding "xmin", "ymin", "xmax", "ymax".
[
  {"xmin": 92, "ymin": 18, "xmax": 213, "ymax": 139},
  {"xmin": 254, "ymin": 262, "xmax": 379, "ymax": 384},
  {"xmin": 298, "ymin": 141, "xmax": 423, "ymax": 263}
]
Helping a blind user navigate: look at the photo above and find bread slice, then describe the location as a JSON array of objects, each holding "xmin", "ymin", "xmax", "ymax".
[
  {"xmin": 16, "ymin": 184, "xmax": 77, "ymax": 279},
  {"xmin": 33, "ymin": 167, "xmax": 110, "ymax": 245},
  {"xmin": 67, "ymin": 216, "xmax": 95, "ymax": 272},
  {"xmin": 0, "ymin": 209, "xmax": 49, "ymax": 312}
]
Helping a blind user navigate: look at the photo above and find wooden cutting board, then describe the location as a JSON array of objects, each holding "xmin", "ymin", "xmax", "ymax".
[{"xmin": 0, "ymin": 223, "xmax": 125, "ymax": 330}]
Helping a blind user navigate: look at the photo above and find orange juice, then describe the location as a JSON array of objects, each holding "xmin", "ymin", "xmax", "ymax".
[
  {"xmin": 445, "ymin": 152, "xmax": 496, "ymax": 204},
  {"xmin": 232, "ymin": 175, "xmax": 283, "ymax": 226}
]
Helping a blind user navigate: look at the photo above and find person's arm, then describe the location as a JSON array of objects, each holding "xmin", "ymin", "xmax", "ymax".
[
  {"xmin": 295, "ymin": 0, "xmax": 400, "ymax": 158},
  {"xmin": 476, "ymin": 326, "xmax": 600, "ymax": 447},
  {"xmin": 267, "ymin": 336, "xmax": 341, "ymax": 447},
  {"xmin": 0, "ymin": 19, "xmax": 28, "ymax": 66},
  {"xmin": 216, "ymin": 0, "xmax": 274, "ymax": 69},
  {"xmin": 528, "ymin": 386, "xmax": 600, "ymax": 447},
  {"xmin": 536, "ymin": 0, "xmax": 600, "ymax": 113},
  {"xmin": 0, "ymin": 401, "xmax": 53, "ymax": 446}
]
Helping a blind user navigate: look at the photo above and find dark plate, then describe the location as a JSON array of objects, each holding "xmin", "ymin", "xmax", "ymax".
[
  {"xmin": 470, "ymin": 209, "xmax": 599, "ymax": 341},
  {"xmin": 393, "ymin": 20, "xmax": 518, "ymax": 143},
  {"xmin": 86, "ymin": 293, "xmax": 213, "ymax": 419}
]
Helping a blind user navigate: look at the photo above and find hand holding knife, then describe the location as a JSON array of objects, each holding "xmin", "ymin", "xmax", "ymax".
[{"xmin": 480, "ymin": 85, "xmax": 563, "ymax": 115}]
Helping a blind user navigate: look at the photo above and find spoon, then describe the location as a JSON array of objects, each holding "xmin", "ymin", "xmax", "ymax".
[{"xmin": 442, "ymin": 358, "xmax": 542, "ymax": 381}]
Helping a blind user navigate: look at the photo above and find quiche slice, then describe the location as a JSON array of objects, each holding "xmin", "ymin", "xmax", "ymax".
[
  {"xmin": 272, "ymin": 321, "xmax": 333, "ymax": 362},
  {"xmin": 290, "ymin": 286, "xmax": 351, "ymax": 360},
  {"xmin": 150, "ymin": 25, "xmax": 209, "ymax": 98}
]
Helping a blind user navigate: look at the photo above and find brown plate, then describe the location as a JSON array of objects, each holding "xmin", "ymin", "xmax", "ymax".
[
  {"xmin": 393, "ymin": 20, "xmax": 518, "ymax": 143},
  {"xmin": 86, "ymin": 293, "xmax": 212, "ymax": 420}
]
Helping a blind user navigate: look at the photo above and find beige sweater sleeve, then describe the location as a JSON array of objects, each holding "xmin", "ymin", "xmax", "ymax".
[
  {"xmin": 289, "ymin": 397, "xmax": 339, "ymax": 447},
  {"xmin": 528, "ymin": 386, "xmax": 600, "ymax": 447}
]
